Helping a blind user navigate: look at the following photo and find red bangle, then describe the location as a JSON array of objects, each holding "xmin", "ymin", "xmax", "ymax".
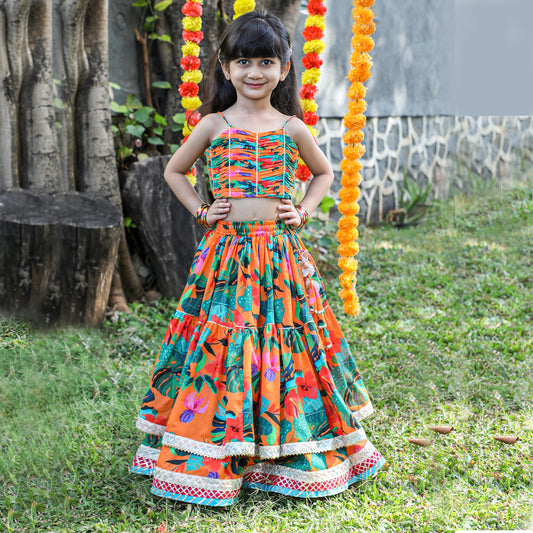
[{"xmin": 294, "ymin": 204, "xmax": 309, "ymax": 230}]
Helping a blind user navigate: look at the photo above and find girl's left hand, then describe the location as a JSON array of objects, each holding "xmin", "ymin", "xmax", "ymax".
[{"xmin": 277, "ymin": 198, "xmax": 301, "ymax": 227}]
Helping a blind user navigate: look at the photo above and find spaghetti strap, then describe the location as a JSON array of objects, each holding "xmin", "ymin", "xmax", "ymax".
[
  {"xmin": 282, "ymin": 115, "xmax": 295, "ymax": 129},
  {"xmin": 218, "ymin": 111, "xmax": 232, "ymax": 127}
]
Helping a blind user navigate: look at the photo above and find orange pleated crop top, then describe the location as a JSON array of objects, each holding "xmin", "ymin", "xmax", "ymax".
[{"xmin": 207, "ymin": 112, "xmax": 299, "ymax": 199}]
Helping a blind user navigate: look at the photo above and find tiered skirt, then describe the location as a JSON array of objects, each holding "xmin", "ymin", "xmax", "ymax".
[{"xmin": 131, "ymin": 220, "xmax": 384, "ymax": 506}]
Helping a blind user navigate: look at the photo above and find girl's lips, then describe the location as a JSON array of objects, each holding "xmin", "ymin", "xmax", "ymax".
[{"xmin": 245, "ymin": 82, "xmax": 266, "ymax": 88}]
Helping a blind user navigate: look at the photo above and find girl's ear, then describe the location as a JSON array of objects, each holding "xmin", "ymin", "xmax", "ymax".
[
  {"xmin": 280, "ymin": 62, "xmax": 291, "ymax": 82},
  {"xmin": 220, "ymin": 62, "xmax": 231, "ymax": 81}
]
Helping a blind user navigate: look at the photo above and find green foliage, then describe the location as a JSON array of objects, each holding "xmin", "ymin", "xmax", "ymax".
[
  {"xmin": 110, "ymin": 87, "xmax": 185, "ymax": 170},
  {"xmin": 1, "ymin": 182, "xmax": 532, "ymax": 532}
]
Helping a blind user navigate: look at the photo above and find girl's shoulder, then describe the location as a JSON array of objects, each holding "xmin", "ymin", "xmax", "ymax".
[{"xmin": 284, "ymin": 116, "xmax": 315, "ymax": 146}]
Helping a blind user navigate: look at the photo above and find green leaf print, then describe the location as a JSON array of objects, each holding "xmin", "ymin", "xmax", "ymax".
[
  {"xmin": 226, "ymin": 365, "xmax": 244, "ymax": 394},
  {"xmin": 186, "ymin": 454, "xmax": 204, "ymax": 471}
]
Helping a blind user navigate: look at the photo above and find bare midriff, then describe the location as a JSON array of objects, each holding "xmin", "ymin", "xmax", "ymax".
[{"xmin": 222, "ymin": 197, "xmax": 283, "ymax": 222}]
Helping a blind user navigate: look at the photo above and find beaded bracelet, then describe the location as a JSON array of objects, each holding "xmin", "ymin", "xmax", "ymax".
[
  {"xmin": 195, "ymin": 203, "xmax": 213, "ymax": 230},
  {"xmin": 294, "ymin": 204, "xmax": 309, "ymax": 230}
]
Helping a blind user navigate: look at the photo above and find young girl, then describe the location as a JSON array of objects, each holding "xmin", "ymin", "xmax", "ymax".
[{"xmin": 131, "ymin": 10, "xmax": 385, "ymax": 506}]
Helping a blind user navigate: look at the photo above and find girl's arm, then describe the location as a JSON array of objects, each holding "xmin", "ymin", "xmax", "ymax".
[
  {"xmin": 164, "ymin": 114, "xmax": 231, "ymax": 224},
  {"xmin": 278, "ymin": 118, "xmax": 335, "ymax": 225}
]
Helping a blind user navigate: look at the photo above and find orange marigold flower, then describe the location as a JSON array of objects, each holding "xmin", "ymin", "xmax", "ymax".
[
  {"xmin": 299, "ymin": 84, "xmax": 319, "ymax": 99},
  {"xmin": 182, "ymin": 1, "xmax": 203, "ymax": 17},
  {"xmin": 338, "ymin": 186, "xmax": 361, "ymax": 202},
  {"xmin": 338, "ymin": 201, "xmax": 361, "ymax": 216},
  {"xmin": 343, "ymin": 113, "xmax": 366, "ymax": 130},
  {"xmin": 337, "ymin": 228, "xmax": 359, "ymax": 242},
  {"xmin": 179, "ymin": 82, "xmax": 199, "ymax": 97},
  {"xmin": 338, "ymin": 215, "xmax": 359, "ymax": 230},
  {"xmin": 304, "ymin": 111, "xmax": 319, "ymax": 126},
  {"xmin": 303, "ymin": 26, "xmax": 324, "ymax": 41},
  {"xmin": 302, "ymin": 52, "xmax": 323, "ymax": 70},
  {"xmin": 347, "ymin": 82, "xmax": 367, "ymax": 99},
  {"xmin": 343, "ymin": 144, "xmax": 366, "ymax": 160},
  {"xmin": 182, "ymin": 30, "xmax": 204, "ymax": 43},
  {"xmin": 338, "ymin": 241, "xmax": 360, "ymax": 256},
  {"xmin": 348, "ymin": 99, "xmax": 367, "ymax": 115},
  {"xmin": 339, "ymin": 272, "xmax": 356, "ymax": 287},
  {"xmin": 356, "ymin": 0, "xmax": 375, "ymax": 8},
  {"xmin": 338, "ymin": 257, "xmax": 359, "ymax": 272},
  {"xmin": 307, "ymin": 0, "xmax": 327, "ymax": 15},
  {"xmin": 341, "ymin": 173, "xmax": 362, "ymax": 187},
  {"xmin": 339, "ymin": 159, "xmax": 362, "ymax": 174},
  {"xmin": 353, "ymin": 6, "xmax": 374, "ymax": 25},
  {"xmin": 352, "ymin": 20, "xmax": 376, "ymax": 36},
  {"xmin": 351, "ymin": 34, "xmax": 374, "ymax": 53},
  {"xmin": 343, "ymin": 299, "xmax": 360, "ymax": 316},
  {"xmin": 344, "ymin": 129, "xmax": 364, "ymax": 144},
  {"xmin": 180, "ymin": 56, "xmax": 201, "ymax": 71},
  {"xmin": 296, "ymin": 164, "xmax": 312, "ymax": 182},
  {"xmin": 339, "ymin": 288, "xmax": 357, "ymax": 302}
]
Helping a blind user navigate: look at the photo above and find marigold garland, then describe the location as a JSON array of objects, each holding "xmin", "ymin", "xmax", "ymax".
[
  {"xmin": 178, "ymin": 0, "xmax": 204, "ymax": 186},
  {"xmin": 337, "ymin": 0, "xmax": 375, "ymax": 316},
  {"xmin": 297, "ymin": 0, "xmax": 327, "ymax": 182}
]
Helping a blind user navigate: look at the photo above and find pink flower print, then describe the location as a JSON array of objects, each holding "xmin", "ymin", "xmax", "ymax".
[
  {"xmin": 180, "ymin": 393, "xmax": 208, "ymax": 423},
  {"xmin": 193, "ymin": 246, "xmax": 210, "ymax": 274},
  {"xmin": 251, "ymin": 348, "xmax": 261, "ymax": 377},
  {"xmin": 263, "ymin": 351, "xmax": 280, "ymax": 383}
]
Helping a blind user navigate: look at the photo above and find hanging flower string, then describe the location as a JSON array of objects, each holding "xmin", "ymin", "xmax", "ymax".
[
  {"xmin": 297, "ymin": 0, "xmax": 327, "ymax": 182},
  {"xmin": 233, "ymin": 0, "xmax": 256, "ymax": 18},
  {"xmin": 337, "ymin": 0, "xmax": 375, "ymax": 316},
  {"xmin": 179, "ymin": 0, "xmax": 204, "ymax": 185}
]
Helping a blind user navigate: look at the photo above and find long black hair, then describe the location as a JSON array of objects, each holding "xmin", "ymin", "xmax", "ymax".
[{"xmin": 198, "ymin": 11, "xmax": 303, "ymax": 119}]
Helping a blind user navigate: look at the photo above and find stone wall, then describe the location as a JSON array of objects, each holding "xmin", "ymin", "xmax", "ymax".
[{"xmin": 317, "ymin": 115, "xmax": 533, "ymax": 224}]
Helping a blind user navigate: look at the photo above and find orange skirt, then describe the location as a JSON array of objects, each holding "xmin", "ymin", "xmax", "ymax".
[{"xmin": 131, "ymin": 220, "xmax": 384, "ymax": 505}]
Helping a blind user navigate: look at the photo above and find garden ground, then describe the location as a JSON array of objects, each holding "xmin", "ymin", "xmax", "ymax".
[{"xmin": 1, "ymin": 179, "xmax": 532, "ymax": 532}]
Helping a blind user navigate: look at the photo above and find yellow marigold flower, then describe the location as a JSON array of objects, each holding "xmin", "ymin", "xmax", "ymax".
[
  {"xmin": 301, "ymin": 99, "xmax": 318, "ymax": 113},
  {"xmin": 181, "ymin": 96, "xmax": 202, "ymax": 110},
  {"xmin": 183, "ymin": 17, "xmax": 202, "ymax": 32},
  {"xmin": 343, "ymin": 144, "xmax": 366, "ymax": 159},
  {"xmin": 182, "ymin": 122, "xmax": 193, "ymax": 136},
  {"xmin": 234, "ymin": 0, "xmax": 255, "ymax": 17},
  {"xmin": 307, "ymin": 125, "xmax": 319, "ymax": 138},
  {"xmin": 347, "ymin": 82, "xmax": 367, "ymax": 100},
  {"xmin": 182, "ymin": 42, "xmax": 200, "ymax": 57},
  {"xmin": 304, "ymin": 15, "xmax": 326, "ymax": 30},
  {"xmin": 303, "ymin": 40, "xmax": 326, "ymax": 55},
  {"xmin": 338, "ymin": 242, "xmax": 360, "ymax": 257},
  {"xmin": 344, "ymin": 129, "xmax": 364, "ymax": 144},
  {"xmin": 187, "ymin": 172, "xmax": 197, "ymax": 186},
  {"xmin": 302, "ymin": 68, "xmax": 321, "ymax": 85},
  {"xmin": 344, "ymin": 113, "xmax": 366, "ymax": 130},
  {"xmin": 182, "ymin": 70, "xmax": 203, "ymax": 84}
]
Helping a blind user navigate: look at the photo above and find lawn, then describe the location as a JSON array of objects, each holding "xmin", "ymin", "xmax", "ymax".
[{"xmin": 1, "ymin": 180, "xmax": 532, "ymax": 532}]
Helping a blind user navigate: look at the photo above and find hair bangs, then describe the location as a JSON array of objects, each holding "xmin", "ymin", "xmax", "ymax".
[{"xmin": 225, "ymin": 21, "xmax": 287, "ymax": 62}]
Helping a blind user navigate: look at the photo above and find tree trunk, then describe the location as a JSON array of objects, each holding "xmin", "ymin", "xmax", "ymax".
[{"xmin": 0, "ymin": 189, "xmax": 122, "ymax": 326}]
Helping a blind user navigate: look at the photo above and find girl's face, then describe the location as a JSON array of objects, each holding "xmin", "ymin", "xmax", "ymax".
[{"xmin": 222, "ymin": 57, "xmax": 290, "ymax": 102}]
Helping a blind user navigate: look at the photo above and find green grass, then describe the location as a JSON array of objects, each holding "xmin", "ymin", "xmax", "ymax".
[{"xmin": 1, "ymin": 181, "xmax": 532, "ymax": 532}]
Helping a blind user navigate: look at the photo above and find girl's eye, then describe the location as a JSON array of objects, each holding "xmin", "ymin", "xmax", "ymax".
[
  {"xmin": 237, "ymin": 59, "xmax": 249, "ymax": 65},
  {"xmin": 262, "ymin": 59, "xmax": 273, "ymax": 65}
]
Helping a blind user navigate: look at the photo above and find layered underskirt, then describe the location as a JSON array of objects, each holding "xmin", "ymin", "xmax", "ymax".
[{"xmin": 131, "ymin": 220, "xmax": 385, "ymax": 506}]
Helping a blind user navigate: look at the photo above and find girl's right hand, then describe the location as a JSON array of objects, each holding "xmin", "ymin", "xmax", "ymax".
[{"xmin": 206, "ymin": 199, "xmax": 231, "ymax": 225}]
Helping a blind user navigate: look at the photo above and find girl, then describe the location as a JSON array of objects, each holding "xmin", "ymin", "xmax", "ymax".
[{"xmin": 131, "ymin": 10, "xmax": 385, "ymax": 506}]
